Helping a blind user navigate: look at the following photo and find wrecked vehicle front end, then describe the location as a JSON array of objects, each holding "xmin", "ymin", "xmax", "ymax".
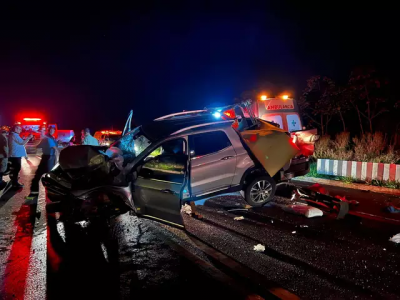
[{"xmin": 42, "ymin": 145, "xmax": 137, "ymax": 222}]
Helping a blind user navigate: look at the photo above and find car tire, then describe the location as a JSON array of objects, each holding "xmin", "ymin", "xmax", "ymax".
[{"xmin": 244, "ymin": 176, "xmax": 276, "ymax": 207}]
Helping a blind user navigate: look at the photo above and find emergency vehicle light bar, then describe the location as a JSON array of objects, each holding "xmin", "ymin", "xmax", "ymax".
[{"xmin": 23, "ymin": 118, "xmax": 42, "ymax": 121}]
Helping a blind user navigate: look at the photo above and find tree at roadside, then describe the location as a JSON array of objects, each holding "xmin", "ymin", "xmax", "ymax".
[
  {"xmin": 348, "ymin": 67, "xmax": 388, "ymax": 133},
  {"xmin": 299, "ymin": 76, "xmax": 338, "ymax": 135}
]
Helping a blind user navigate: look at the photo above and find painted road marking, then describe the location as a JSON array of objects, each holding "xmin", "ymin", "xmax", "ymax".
[{"xmin": 24, "ymin": 183, "xmax": 47, "ymax": 300}]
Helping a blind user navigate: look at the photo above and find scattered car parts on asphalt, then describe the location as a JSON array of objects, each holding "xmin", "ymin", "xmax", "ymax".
[
  {"xmin": 389, "ymin": 233, "xmax": 400, "ymax": 244},
  {"xmin": 253, "ymin": 244, "xmax": 265, "ymax": 252}
]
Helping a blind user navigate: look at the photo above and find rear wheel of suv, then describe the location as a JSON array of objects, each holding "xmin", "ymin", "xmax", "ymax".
[{"xmin": 244, "ymin": 176, "xmax": 276, "ymax": 207}]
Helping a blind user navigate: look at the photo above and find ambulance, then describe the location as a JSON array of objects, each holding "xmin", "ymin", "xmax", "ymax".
[
  {"xmin": 216, "ymin": 95, "xmax": 319, "ymax": 179},
  {"xmin": 17, "ymin": 117, "xmax": 74, "ymax": 153}
]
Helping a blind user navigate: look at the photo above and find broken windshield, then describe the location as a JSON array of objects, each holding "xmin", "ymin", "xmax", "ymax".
[{"xmin": 113, "ymin": 126, "xmax": 152, "ymax": 158}]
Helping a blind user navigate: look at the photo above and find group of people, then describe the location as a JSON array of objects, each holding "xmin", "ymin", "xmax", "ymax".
[{"xmin": 0, "ymin": 125, "xmax": 100, "ymax": 195}]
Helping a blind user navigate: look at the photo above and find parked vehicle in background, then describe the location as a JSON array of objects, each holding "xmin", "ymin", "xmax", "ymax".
[
  {"xmin": 17, "ymin": 117, "xmax": 74, "ymax": 153},
  {"xmin": 212, "ymin": 97, "xmax": 319, "ymax": 179},
  {"xmin": 94, "ymin": 130, "xmax": 122, "ymax": 146}
]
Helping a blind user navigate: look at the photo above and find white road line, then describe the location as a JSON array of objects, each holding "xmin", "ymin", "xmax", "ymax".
[{"xmin": 24, "ymin": 183, "xmax": 47, "ymax": 300}]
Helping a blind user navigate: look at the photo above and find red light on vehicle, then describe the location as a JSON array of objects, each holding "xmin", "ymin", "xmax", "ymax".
[
  {"xmin": 101, "ymin": 130, "xmax": 122, "ymax": 135},
  {"xmin": 23, "ymin": 118, "xmax": 41, "ymax": 121},
  {"xmin": 249, "ymin": 134, "xmax": 258, "ymax": 143},
  {"xmin": 223, "ymin": 109, "xmax": 235, "ymax": 119},
  {"xmin": 292, "ymin": 134, "xmax": 298, "ymax": 144}
]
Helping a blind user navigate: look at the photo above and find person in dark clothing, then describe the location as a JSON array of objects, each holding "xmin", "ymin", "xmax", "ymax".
[
  {"xmin": 0, "ymin": 126, "xmax": 9, "ymax": 190},
  {"xmin": 30, "ymin": 126, "xmax": 58, "ymax": 195}
]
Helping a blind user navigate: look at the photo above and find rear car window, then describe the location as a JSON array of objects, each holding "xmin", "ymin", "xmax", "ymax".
[{"xmin": 189, "ymin": 131, "xmax": 231, "ymax": 157}]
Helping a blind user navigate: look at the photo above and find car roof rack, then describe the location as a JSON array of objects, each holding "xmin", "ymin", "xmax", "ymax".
[
  {"xmin": 154, "ymin": 110, "xmax": 209, "ymax": 121},
  {"xmin": 171, "ymin": 120, "xmax": 234, "ymax": 135}
]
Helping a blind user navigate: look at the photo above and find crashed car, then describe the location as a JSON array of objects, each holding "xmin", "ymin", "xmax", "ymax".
[{"xmin": 43, "ymin": 109, "xmax": 300, "ymax": 226}]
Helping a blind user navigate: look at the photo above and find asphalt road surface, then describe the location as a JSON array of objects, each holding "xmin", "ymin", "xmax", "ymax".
[
  {"xmin": 1, "ymin": 156, "xmax": 400, "ymax": 299},
  {"xmin": 0, "ymin": 156, "xmax": 255, "ymax": 300}
]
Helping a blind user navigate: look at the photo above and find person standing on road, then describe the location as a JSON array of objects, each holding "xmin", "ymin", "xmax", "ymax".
[
  {"xmin": 82, "ymin": 128, "xmax": 99, "ymax": 146},
  {"xmin": 0, "ymin": 126, "xmax": 9, "ymax": 190},
  {"xmin": 8, "ymin": 125, "xmax": 32, "ymax": 188},
  {"xmin": 29, "ymin": 125, "xmax": 58, "ymax": 195}
]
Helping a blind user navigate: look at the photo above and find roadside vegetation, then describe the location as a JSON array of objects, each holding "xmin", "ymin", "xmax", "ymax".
[
  {"xmin": 306, "ymin": 131, "xmax": 400, "ymax": 189},
  {"xmin": 313, "ymin": 132, "xmax": 400, "ymax": 164}
]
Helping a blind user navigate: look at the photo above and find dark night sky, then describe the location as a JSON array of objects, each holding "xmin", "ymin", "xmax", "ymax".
[{"xmin": 0, "ymin": 2, "xmax": 398, "ymax": 131}]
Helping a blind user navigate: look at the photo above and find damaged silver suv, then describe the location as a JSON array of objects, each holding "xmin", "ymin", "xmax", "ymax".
[
  {"xmin": 109, "ymin": 110, "xmax": 302, "ymax": 226},
  {"xmin": 44, "ymin": 109, "xmax": 303, "ymax": 227}
]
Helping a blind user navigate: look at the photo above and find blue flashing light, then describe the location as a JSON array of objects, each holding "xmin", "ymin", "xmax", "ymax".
[{"xmin": 213, "ymin": 112, "xmax": 221, "ymax": 118}]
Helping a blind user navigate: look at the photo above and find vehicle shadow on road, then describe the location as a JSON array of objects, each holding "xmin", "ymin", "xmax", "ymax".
[{"xmin": 46, "ymin": 216, "xmax": 120, "ymax": 300}]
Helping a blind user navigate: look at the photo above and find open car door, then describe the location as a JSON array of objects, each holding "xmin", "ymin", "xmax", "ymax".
[{"xmin": 132, "ymin": 138, "xmax": 189, "ymax": 226}]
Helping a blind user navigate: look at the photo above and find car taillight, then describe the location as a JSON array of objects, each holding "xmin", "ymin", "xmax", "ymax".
[{"xmin": 290, "ymin": 133, "xmax": 298, "ymax": 144}]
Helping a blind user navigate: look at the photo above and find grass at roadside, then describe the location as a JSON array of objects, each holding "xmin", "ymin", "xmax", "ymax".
[{"xmin": 303, "ymin": 162, "xmax": 400, "ymax": 190}]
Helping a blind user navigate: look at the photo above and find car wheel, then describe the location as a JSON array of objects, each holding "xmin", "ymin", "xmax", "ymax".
[{"xmin": 245, "ymin": 176, "xmax": 276, "ymax": 207}]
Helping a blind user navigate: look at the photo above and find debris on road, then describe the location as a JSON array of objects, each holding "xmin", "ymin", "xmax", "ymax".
[
  {"xmin": 292, "ymin": 231, "xmax": 296, "ymax": 234},
  {"xmin": 253, "ymin": 244, "xmax": 265, "ymax": 252},
  {"xmin": 276, "ymin": 182, "xmax": 353, "ymax": 218},
  {"xmin": 234, "ymin": 216, "xmax": 244, "ymax": 221},
  {"xmin": 308, "ymin": 183, "xmax": 328, "ymax": 195},
  {"xmin": 182, "ymin": 204, "xmax": 192, "ymax": 216},
  {"xmin": 272, "ymin": 202, "xmax": 324, "ymax": 218},
  {"xmin": 389, "ymin": 233, "xmax": 400, "ymax": 244}
]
